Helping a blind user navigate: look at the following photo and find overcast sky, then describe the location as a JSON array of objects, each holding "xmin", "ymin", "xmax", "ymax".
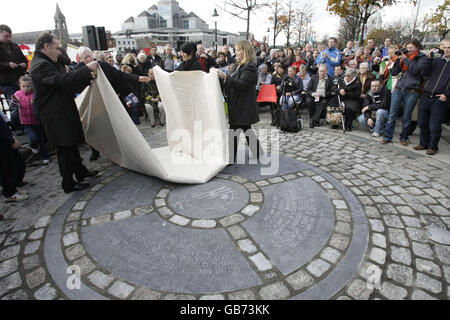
[{"xmin": 1, "ymin": 0, "xmax": 443, "ymax": 44}]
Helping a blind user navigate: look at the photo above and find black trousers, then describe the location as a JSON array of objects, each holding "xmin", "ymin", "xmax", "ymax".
[
  {"xmin": 0, "ymin": 147, "xmax": 26, "ymax": 198},
  {"xmin": 229, "ymin": 125, "xmax": 263, "ymax": 163},
  {"xmin": 344, "ymin": 108, "xmax": 357, "ymax": 130},
  {"xmin": 57, "ymin": 145, "xmax": 89, "ymax": 191},
  {"xmin": 306, "ymin": 96, "xmax": 327, "ymax": 122}
]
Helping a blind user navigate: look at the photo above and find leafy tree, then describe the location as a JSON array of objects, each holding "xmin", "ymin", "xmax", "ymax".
[{"xmin": 427, "ymin": 0, "xmax": 449, "ymax": 40}]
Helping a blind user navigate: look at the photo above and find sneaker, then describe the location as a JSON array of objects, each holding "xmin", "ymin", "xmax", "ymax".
[
  {"xmin": 16, "ymin": 187, "xmax": 29, "ymax": 195},
  {"xmin": 372, "ymin": 132, "xmax": 380, "ymax": 137},
  {"xmin": 42, "ymin": 160, "xmax": 50, "ymax": 165},
  {"xmin": 31, "ymin": 148, "xmax": 39, "ymax": 154},
  {"xmin": 5, "ymin": 193, "xmax": 29, "ymax": 203}
]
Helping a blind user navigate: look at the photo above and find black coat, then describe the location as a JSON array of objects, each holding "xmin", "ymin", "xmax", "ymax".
[
  {"xmin": 146, "ymin": 55, "xmax": 163, "ymax": 69},
  {"xmin": 177, "ymin": 56, "xmax": 203, "ymax": 71},
  {"xmin": 362, "ymin": 86, "xmax": 391, "ymax": 121},
  {"xmin": 30, "ymin": 51, "xmax": 93, "ymax": 147},
  {"xmin": 75, "ymin": 60, "xmax": 139, "ymax": 98},
  {"xmin": 0, "ymin": 41, "xmax": 28, "ymax": 85},
  {"xmin": 224, "ymin": 62, "xmax": 259, "ymax": 126},
  {"xmin": 338, "ymin": 77, "xmax": 362, "ymax": 112},
  {"xmin": 307, "ymin": 74, "xmax": 335, "ymax": 101}
]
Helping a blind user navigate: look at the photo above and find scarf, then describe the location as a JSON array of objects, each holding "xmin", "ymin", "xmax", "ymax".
[{"xmin": 401, "ymin": 51, "xmax": 419, "ymax": 71}]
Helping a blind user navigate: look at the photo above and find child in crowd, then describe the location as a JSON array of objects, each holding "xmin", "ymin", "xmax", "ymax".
[{"xmin": 12, "ymin": 76, "xmax": 49, "ymax": 165}]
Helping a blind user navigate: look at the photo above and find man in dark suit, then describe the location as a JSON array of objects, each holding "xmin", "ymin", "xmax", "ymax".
[
  {"xmin": 306, "ymin": 64, "xmax": 336, "ymax": 128},
  {"xmin": 30, "ymin": 33, "xmax": 99, "ymax": 193}
]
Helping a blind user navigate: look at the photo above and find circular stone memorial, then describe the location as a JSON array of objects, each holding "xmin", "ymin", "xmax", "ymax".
[{"xmin": 41, "ymin": 155, "xmax": 369, "ymax": 300}]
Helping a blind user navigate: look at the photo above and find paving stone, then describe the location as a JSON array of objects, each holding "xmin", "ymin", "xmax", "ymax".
[
  {"xmin": 330, "ymin": 233, "xmax": 350, "ymax": 251},
  {"xmin": 135, "ymin": 205, "xmax": 154, "ymax": 216},
  {"xmin": 347, "ymin": 279, "xmax": 374, "ymax": 300},
  {"xmin": 336, "ymin": 210, "xmax": 352, "ymax": 222},
  {"xmin": 286, "ymin": 270, "xmax": 314, "ymax": 290},
  {"xmin": 24, "ymin": 241, "xmax": 41, "ymax": 255},
  {"xmin": 34, "ymin": 216, "xmax": 51, "ymax": 228},
  {"xmin": 250, "ymin": 193, "xmax": 263, "ymax": 203},
  {"xmin": 108, "ymin": 281, "xmax": 135, "ymax": 299},
  {"xmin": 169, "ymin": 215, "xmax": 190, "ymax": 226},
  {"xmin": 249, "ymin": 253, "xmax": 272, "ymax": 271},
  {"xmin": 430, "ymin": 206, "xmax": 449, "ymax": 216},
  {"xmin": 416, "ymin": 273, "xmax": 442, "ymax": 294},
  {"xmin": 380, "ymin": 281, "xmax": 408, "ymax": 300},
  {"xmin": 164, "ymin": 294, "xmax": 196, "ymax": 300},
  {"xmin": 34, "ymin": 283, "xmax": 57, "ymax": 300},
  {"xmin": 0, "ymin": 290, "xmax": 28, "ymax": 300},
  {"xmin": 336, "ymin": 296, "xmax": 352, "ymax": 300},
  {"xmin": 192, "ymin": 220, "xmax": 216, "ymax": 229},
  {"xmin": 370, "ymin": 219, "xmax": 385, "ymax": 233},
  {"xmin": 307, "ymin": 259, "xmax": 331, "ymax": 278},
  {"xmin": 320, "ymin": 247, "xmax": 342, "ymax": 264},
  {"xmin": 391, "ymin": 247, "xmax": 411, "ymax": 265},
  {"xmin": 372, "ymin": 233, "xmax": 387, "ymax": 249},
  {"xmin": 412, "ymin": 242, "xmax": 434, "ymax": 260},
  {"xmin": 220, "ymin": 214, "xmax": 245, "ymax": 227},
  {"xmin": 444, "ymin": 266, "xmax": 450, "ymax": 283},
  {"xmin": 333, "ymin": 200, "xmax": 348, "ymax": 209},
  {"xmin": 4, "ymin": 232, "xmax": 26, "ymax": 247},
  {"xmin": 328, "ymin": 190, "xmax": 343, "ymax": 200},
  {"xmin": 388, "ymin": 229, "xmax": 409, "ymax": 247},
  {"xmin": 26, "ymin": 267, "xmax": 46, "ymax": 289},
  {"xmin": 65, "ymin": 244, "xmax": 86, "ymax": 261},
  {"xmin": 406, "ymin": 227, "xmax": 429, "ymax": 243},
  {"xmin": 63, "ymin": 232, "xmax": 79, "ymax": 247},
  {"xmin": 0, "ymin": 258, "xmax": 19, "ymax": 278},
  {"xmin": 91, "ymin": 215, "xmax": 111, "ymax": 225},
  {"xmin": 244, "ymin": 182, "xmax": 260, "ymax": 191},
  {"xmin": 114, "ymin": 210, "xmax": 132, "ymax": 221},
  {"xmin": 0, "ymin": 273, "xmax": 22, "ymax": 297},
  {"xmin": 256, "ymin": 180, "xmax": 269, "ymax": 187},
  {"xmin": 200, "ymin": 295, "xmax": 225, "ymax": 300},
  {"xmin": 73, "ymin": 256, "xmax": 96, "ymax": 276},
  {"xmin": 87, "ymin": 271, "xmax": 114, "ymax": 289},
  {"xmin": 416, "ymin": 259, "xmax": 441, "ymax": 277},
  {"xmin": 73, "ymin": 201, "xmax": 87, "ymax": 211},
  {"xmin": 259, "ymin": 282, "xmax": 290, "ymax": 300},
  {"xmin": 378, "ymin": 204, "xmax": 398, "ymax": 215},
  {"xmin": 241, "ymin": 205, "xmax": 260, "ymax": 217},
  {"xmin": 158, "ymin": 207, "xmax": 174, "ymax": 218},
  {"xmin": 28, "ymin": 229, "xmax": 44, "ymax": 241},
  {"xmin": 401, "ymin": 217, "xmax": 422, "ymax": 228},
  {"xmin": 66, "ymin": 212, "xmax": 82, "ymax": 222},
  {"xmin": 269, "ymin": 177, "xmax": 284, "ymax": 184},
  {"xmin": 411, "ymin": 290, "xmax": 437, "ymax": 300},
  {"xmin": 228, "ymin": 290, "xmax": 256, "ymax": 300},
  {"xmin": 227, "ymin": 225, "xmax": 247, "ymax": 240},
  {"xmin": 434, "ymin": 244, "xmax": 450, "ymax": 265},
  {"xmin": 335, "ymin": 222, "xmax": 351, "ymax": 235},
  {"xmin": 0, "ymin": 245, "xmax": 20, "ymax": 262},
  {"xmin": 397, "ymin": 206, "xmax": 416, "ymax": 216},
  {"xmin": 237, "ymin": 239, "xmax": 257, "ymax": 254},
  {"xmin": 383, "ymin": 215, "xmax": 405, "ymax": 229},
  {"xmin": 132, "ymin": 287, "xmax": 162, "ymax": 300},
  {"xmin": 364, "ymin": 207, "xmax": 380, "ymax": 219},
  {"xmin": 22, "ymin": 255, "xmax": 40, "ymax": 271},
  {"xmin": 370, "ymin": 248, "xmax": 387, "ymax": 265},
  {"xmin": 386, "ymin": 264, "xmax": 413, "ymax": 286},
  {"xmin": 154, "ymin": 199, "xmax": 166, "ymax": 207},
  {"xmin": 156, "ymin": 189, "xmax": 170, "ymax": 198}
]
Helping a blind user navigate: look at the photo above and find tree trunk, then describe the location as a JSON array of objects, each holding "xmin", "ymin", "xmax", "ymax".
[
  {"xmin": 298, "ymin": 13, "xmax": 303, "ymax": 46},
  {"xmin": 273, "ymin": 1, "xmax": 278, "ymax": 48},
  {"xmin": 246, "ymin": 9, "xmax": 251, "ymax": 40}
]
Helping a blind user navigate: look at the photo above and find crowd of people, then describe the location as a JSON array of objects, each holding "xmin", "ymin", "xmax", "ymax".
[{"xmin": 1, "ymin": 21, "xmax": 449, "ymax": 205}]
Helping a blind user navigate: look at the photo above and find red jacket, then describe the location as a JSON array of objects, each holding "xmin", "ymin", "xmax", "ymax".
[{"xmin": 13, "ymin": 90, "xmax": 39, "ymax": 125}]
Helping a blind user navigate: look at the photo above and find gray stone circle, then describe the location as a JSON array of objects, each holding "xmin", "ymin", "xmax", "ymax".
[{"xmin": 34, "ymin": 155, "xmax": 370, "ymax": 300}]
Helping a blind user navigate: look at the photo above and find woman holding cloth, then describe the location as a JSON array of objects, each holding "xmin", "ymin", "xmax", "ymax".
[{"xmin": 217, "ymin": 40, "xmax": 264, "ymax": 164}]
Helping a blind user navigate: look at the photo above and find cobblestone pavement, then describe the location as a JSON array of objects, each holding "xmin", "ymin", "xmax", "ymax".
[{"xmin": 1, "ymin": 110, "xmax": 449, "ymax": 300}]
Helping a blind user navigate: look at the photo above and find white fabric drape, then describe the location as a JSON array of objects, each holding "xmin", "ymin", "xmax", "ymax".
[{"xmin": 76, "ymin": 66, "xmax": 228, "ymax": 184}]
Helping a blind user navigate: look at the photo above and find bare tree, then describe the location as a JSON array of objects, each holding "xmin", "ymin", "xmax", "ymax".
[
  {"xmin": 292, "ymin": 2, "xmax": 314, "ymax": 46},
  {"xmin": 218, "ymin": 0, "xmax": 269, "ymax": 40},
  {"xmin": 268, "ymin": 0, "xmax": 285, "ymax": 47},
  {"xmin": 338, "ymin": 15, "xmax": 361, "ymax": 43}
]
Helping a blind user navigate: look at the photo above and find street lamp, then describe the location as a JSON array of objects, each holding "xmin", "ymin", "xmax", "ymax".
[
  {"xmin": 212, "ymin": 8, "xmax": 219, "ymax": 52},
  {"xmin": 266, "ymin": 28, "xmax": 270, "ymax": 48}
]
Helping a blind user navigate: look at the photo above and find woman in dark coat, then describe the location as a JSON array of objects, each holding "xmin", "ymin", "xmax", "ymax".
[
  {"xmin": 338, "ymin": 68, "xmax": 362, "ymax": 132},
  {"xmin": 177, "ymin": 42, "xmax": 202, "ymax": 72},
  {"xmin": 217, "ymin": 40, "xmax": 263, "ymax": 163}
]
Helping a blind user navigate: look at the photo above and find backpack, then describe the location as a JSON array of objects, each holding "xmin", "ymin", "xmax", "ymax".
[{"xmin": 280, "ymin": 106, "xmax": 301, "ymax": 133}]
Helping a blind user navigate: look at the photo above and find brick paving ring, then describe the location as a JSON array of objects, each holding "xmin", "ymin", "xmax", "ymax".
[{"xmin": 41, "ymin": 156, "xmax": 369, "ymax": 300}]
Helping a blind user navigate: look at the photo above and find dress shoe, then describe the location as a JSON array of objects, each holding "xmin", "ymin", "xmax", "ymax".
[
  {"xmin": 17, "ymin": 181, "xmax": 29, "ymax": 187},
  {"xmin": 380, "ymin": 139, "xmax": 389, "ymax": 145},
  {"xmin": 89, "ymin": 152, "xmax": 100, "ymax": 161},
  {"xmin": 400, "ymin": 140, "xmax": 409, "ymax": 147},
  {"xmin": 315, "ymin": 121, "xmax": 321, "ymax": 127},
  {"xmin": 309, "ymin": 120, "xmax": 315, "ymax": 128},
  {"xmin": 64, "ymin": 183, "xmax": 90, "ymax": 194},
  {"xmin": 413, "ymin": 145, "xmax": 426, "ymax": 151},
  {"xmin": 76, "ymin": 170, "xmax": 100, "ymax": 183},
  {"xmin": 426, "ymin": 149, "xmax": 437, "ymax": 156}
]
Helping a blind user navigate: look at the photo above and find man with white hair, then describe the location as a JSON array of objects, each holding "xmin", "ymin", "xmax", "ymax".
[
  {"xmin": 161, "ymin": 44, "xmax": 176, "ymax": 72},
  {"xmin": 197, "ymin": 44, "xmax": 215, "ymax": 73},
  {"xmin": 142, "ymin": 68, "xmax": 165, "ymax": 127}
]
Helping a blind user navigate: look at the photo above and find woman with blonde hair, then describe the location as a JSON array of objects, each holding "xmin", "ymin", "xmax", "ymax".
[
  {"xmin": 217, "ymin": 40, "xmax": 263, "ymax": 163},
  {"xmin": 122, "ymin": 53, "xmax": 139, "ymax": 75}
]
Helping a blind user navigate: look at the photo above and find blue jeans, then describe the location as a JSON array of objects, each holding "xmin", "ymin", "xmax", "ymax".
[
  {"xmin": 418, "ymin": 96, "xmax": 449, "ymax": 151},
  {"xmin": 1, "ymin": 85, "xmax": 23, "ymax": 132},
  {"xmin": 384, "ymin": 89, "xmax": 419, "ymax": 142},
  {"xmin": 357, "ymin": 109, "xmax": 389, "ymax": 134},
  {"xmin": 24, "ymin": 125, "xmax": 49, "ymax": 160}
]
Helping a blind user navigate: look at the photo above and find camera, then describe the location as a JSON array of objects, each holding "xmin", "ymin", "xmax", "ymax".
[{"xmin": 395, "ymin": 48, "xmax": 408, "ymax": 56}]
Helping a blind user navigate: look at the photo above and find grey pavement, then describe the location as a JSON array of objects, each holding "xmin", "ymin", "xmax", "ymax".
[{"xmin": 0, "ymin": 109, "xmax": 449, "ymax": 300}]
